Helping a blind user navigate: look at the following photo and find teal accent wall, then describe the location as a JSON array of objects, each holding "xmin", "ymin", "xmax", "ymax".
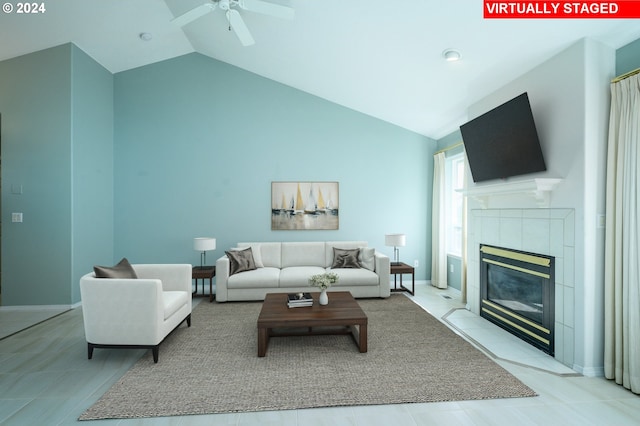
[
  {"xmin": 446, "ymin": 255, "xmax": 462, "ymax": 291},
  {"xmin": 0, "ymin": 44, "xmax": 113, "ymax": 306},
  {"xmin": 436, "ymin": 130, "xmax": 463, "ymax": 153},
  {"xmin": 114, "ymin": 53, "xmax": 435, "ymax": 279},
  {"xmin": 615, "ymin": 37, "xmax": 640, "ymax": 75},
  {"xmin": 0, "ymin": 45, "xmax": 73, "ymax": 305},
  {"xmin": 70, "ymin": 45, "xmax": 115, "ymax": 303}
]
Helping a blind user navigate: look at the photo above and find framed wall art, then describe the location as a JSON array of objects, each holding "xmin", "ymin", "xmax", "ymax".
[{"xmin": 271, "ymin": 181, "xmax": 339, "ymax": 230}]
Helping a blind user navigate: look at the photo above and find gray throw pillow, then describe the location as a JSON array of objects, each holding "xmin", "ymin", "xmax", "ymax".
[
  {"xmin": 225, "ymin": 247, "xmax": 257, "ymax": 276},
  {"xmin": 94, "ymin": 258, "xmax": 138, "ymax": 278},
  {"xmin": 331, "ymin": 248, "xmax": 361, "ymax": 269}
]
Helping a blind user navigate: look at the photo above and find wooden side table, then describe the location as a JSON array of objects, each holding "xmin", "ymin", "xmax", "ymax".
[
  {"xmin": 192, "ymin": 266, "xmax": 216, "ymax": 302},
  {"xmin": 390, "ymin": 262, "xmax": 415, "ymax": 296}
]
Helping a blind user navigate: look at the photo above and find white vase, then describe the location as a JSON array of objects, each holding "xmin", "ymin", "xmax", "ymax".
[{"xmin": 319, "ymin": 289, "xmax": 329, "ymax": 305}]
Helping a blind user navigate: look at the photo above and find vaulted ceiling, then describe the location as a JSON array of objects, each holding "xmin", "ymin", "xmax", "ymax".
[{"xmin": 1, "ymin": 0, "xmax": 638, "ymax": 139}]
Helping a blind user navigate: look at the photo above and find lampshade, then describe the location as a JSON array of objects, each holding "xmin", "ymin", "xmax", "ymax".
[
  {"xmin": 194, "ymin": 237, "xmax": 216, "ymax": 251},
  {"xmin": 385, "ymin": 234, "xmax": 406, "ymax": 247}
]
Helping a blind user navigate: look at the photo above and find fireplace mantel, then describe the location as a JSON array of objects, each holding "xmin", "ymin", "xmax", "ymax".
[{"xmin": 459, "ymin": 178, "xmax": 562, "ymax": 208}]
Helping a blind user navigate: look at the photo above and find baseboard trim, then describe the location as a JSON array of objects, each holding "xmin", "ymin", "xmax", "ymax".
[
  {"xmin": 573, "ymin": 364, "xmax": 605, "ymax": 378},
  {"xmin": 0, "ymin": 304, "xmax": 75, "ymax": 311}
]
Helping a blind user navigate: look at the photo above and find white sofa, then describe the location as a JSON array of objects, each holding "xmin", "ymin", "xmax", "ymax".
[
  {"xmin": 215, "ymin": 241, "xmax": 390, "ymax": 302},
  {"xmin": 79, "ymin": 264, "xmax": 192, "ymax": 363}
]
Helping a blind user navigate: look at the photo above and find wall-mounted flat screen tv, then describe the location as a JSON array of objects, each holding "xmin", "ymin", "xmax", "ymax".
[{"xmin": 460, "ymin": 92, "xmax": 546, "ymax": 183}]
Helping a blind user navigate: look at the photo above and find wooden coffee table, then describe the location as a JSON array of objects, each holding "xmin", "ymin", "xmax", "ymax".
[{"xmin": 257, "ymin": 291, "xmax": 368, "ymax": 357}]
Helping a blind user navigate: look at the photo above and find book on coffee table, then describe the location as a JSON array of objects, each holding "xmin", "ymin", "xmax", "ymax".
[{"xmin": 287, "ymin": 292, "xmax": 313, "ymax": 308}]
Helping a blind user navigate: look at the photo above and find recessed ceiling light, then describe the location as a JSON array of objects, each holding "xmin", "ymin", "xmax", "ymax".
[
  {"xmin": 139, "ymin": 32, "xmax": 153, "ymax": 42},
  {"xmin": 442, "ymin": 49, "xmax": 461, "ymax": 62}
]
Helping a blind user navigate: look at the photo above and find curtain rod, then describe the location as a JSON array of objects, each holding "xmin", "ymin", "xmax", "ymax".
[
  {"xmin": 611, "ymin": 67, "xmax": 640, "ymax": 84},
  {"xmin": 434, "ymin": 141, "xmax": 463, "ymax": 155}
]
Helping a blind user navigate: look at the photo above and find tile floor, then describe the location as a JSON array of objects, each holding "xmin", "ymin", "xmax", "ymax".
[
  {"xmin": 0, "ymin": 306, "xmax": 70, "ymax": 340},
  {"xmin": 0, "ymin": 283, "xmax": 639, "ymax": 425}
]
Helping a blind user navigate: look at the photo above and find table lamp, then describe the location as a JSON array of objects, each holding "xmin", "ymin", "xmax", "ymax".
[
  {"xmin": 194, "ymin": 237, "xmax": 216, "ymax": 268},
  {"xmin": 385, "ymin": 233, "xmax": 406, "ymax": 266}
]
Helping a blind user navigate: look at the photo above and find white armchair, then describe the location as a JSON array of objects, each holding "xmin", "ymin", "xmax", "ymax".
[{"xmin": 79, "ymin": 264, "xmax": 192, "ymax": 363}]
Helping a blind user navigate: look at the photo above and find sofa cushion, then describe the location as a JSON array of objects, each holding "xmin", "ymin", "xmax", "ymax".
[
  {"xmin": 232, "ymin": 244, "xmax": 264, "ymax": 268},
  {"xmin": 358, "ymin": 247, "xmax": 375, "ymax": 271},
  {"xmin": 163, "ymin": 291, "xmax": 188, "ymax": 320},
  {"xmin": 238, "ymin": 242, "xmax": 281, "ymax": 268},
  {"xmin": 279, "ymin": 266, "xmax": 326, "ymax": 288},
  {"xmin": 331, "ymin": 248, "xmax": 361, "ymax": 269},
  {"xmin": 226, "ymin": 248, "xmax": 257, "ymax": 276},
  {"xmin": 327, "ymin": 267, "xmax": 380, "ymax": 286},
  {"xmin": 282, "ymin": 242, "xmax": 325, "ymax": 268},
  {"xmin": 94, "ymin": 257, "xmax": 138, "ymax": 279},
  {"xmin": 227, "ymin": 267, "xmax": 280, "ymax": 289}
]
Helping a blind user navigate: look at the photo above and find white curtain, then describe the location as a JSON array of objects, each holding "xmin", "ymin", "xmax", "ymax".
[
  {"xmin": 604, "ymin": 72, "xmax": 640, "ymax": 394},
  {"xmin": 431, "ymin": 152, "xmax": 447, "ymax": 289}
]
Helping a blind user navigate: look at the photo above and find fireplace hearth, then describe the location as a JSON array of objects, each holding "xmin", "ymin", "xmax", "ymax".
[{"xmin": 480, "ymin": 244, "xmax": 555, "ymax": 355}]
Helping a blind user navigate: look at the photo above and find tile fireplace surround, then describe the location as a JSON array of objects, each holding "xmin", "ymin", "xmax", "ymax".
[{"xmin": 467, "ymin": 208, "xmax": 575, "ymax": 368}]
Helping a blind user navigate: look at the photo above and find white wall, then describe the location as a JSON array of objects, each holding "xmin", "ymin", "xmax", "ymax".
[{"xmin": 464, "ymin": 38, "xmax": 615, "ymax": 375}]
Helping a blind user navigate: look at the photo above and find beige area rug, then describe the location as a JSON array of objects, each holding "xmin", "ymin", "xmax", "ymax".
[{"xmin": 79, "ymin": 294, "xmax": 536, "ymax": 420}]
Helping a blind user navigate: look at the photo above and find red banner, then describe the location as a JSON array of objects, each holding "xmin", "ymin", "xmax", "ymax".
[{"xmin": 484, "ymin": 1, "xmax": 640, "ymax": 18}]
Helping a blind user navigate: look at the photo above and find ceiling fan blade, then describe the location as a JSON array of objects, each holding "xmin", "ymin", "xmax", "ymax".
[
  {"xmin": 171, "ymin": 3, "xmax": 216, "ymax": 27},
  {"xmin": 239, "ymin": 0, "xmax": 294, "ymax": 19},
  {"xmin": 227, "ymin": 9, "xmax": 255, "ymax": 46}
]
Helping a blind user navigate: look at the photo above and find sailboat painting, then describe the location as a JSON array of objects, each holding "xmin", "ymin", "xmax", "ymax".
[{"xmin": 271, "ymin": 181, "xmax": 339, "ymax": 230}]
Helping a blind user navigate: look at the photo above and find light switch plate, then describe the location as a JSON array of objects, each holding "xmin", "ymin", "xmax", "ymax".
[{"xmin": 12, "ymin": 212, "xmax": 23, "ymax": 223}]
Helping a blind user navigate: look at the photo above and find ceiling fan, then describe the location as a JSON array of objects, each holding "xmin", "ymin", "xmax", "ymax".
[{"xmin": 171, "ymin": 0, "xmax": 294, "ymax": 46}]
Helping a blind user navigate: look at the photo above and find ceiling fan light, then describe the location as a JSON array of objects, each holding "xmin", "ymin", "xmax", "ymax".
[{"xmin": 443, "ymin": 49, "xmax": 461, "ymax": 62}]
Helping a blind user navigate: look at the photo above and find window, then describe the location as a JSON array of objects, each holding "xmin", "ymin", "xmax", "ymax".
[{"xmin": 445, "ymin": 153, "xmax": 464, "ymax": 256}]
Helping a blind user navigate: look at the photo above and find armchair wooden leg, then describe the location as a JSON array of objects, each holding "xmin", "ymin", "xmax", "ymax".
[
  {"xmin": 152, "ymin": 345, "xmax": 159, "ymax": 363},
  {"xmin": 187, "ymin": 314, "xmax": 191, "ymax": 327},
  {"xmin": 88, "ymin": 343, "xmax": 94, "ymax": 360}
]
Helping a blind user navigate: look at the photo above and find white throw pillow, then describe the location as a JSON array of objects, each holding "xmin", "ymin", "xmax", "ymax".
[{"xmin": 358, "ymin": 247, "xmax": 375, "ymax": 271}]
